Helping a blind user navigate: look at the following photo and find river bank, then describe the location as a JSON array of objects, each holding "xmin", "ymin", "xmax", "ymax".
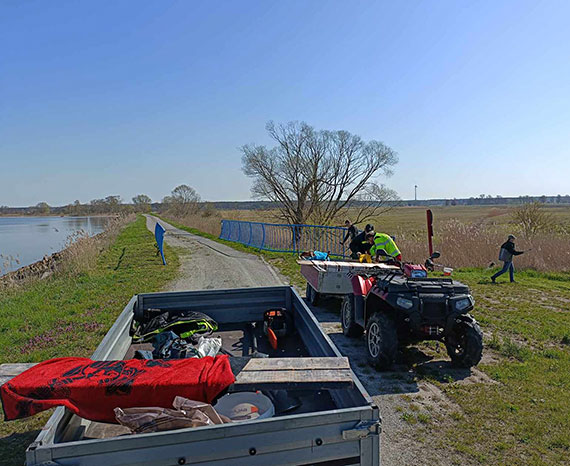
[{"xmin": 0, "ymin": 215, "xmax": 112, "ymax": 275}]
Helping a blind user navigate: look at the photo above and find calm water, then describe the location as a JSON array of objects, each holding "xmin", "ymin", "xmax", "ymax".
[{"xmin": 0, "ymin": 216, "xmax": 109, "ymax": 275}]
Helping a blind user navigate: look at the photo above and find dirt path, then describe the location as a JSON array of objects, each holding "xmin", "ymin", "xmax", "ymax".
[{"xmin": 144, "ymin": 215, "xmax": 284, "ymax": 290}]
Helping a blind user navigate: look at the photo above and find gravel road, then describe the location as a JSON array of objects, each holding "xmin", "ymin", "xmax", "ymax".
[{"xmin": 144, "ymin": 215, "xmax": 284, "ymax": 290}]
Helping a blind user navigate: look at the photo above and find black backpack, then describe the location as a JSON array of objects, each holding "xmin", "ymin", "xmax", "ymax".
[{"xmin": 130, "ymin": 309, "xmax": 218, "ymax": 343}]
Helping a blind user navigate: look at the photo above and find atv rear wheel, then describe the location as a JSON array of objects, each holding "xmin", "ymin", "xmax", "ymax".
[
  {"xmin": 366, "ymin": 312, "xmax": 398, "ymax": 370},
  {"xmin": 306, "ymin": 282, "xmax": 320, "ymax": 306},
  {"xmin": 341, "ymin": 295, "xmax": 364, "ymax": 338},
  {"xmin": 446, "ymin": 321, "xmax": 483, "ymax": 368}
]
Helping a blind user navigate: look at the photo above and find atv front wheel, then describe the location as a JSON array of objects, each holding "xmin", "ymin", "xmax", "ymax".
[
  {"xmin": 446, "ymin": 322, "xmax": 483, "ymax": 368},
  {"xmin": 341, "ymin": 295, "xmax": 364, "ymax": 338},
  {"xmin": 306, "ymin": 282, "xmax": 320, "ymax": 306},
  {"xmin": 366, "ymin": 312, "xmax": 398, "ymax": 370}
]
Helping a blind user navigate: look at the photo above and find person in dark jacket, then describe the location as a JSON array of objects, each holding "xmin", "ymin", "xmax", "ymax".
[
  {"xmin": 491, "ymin": 234, "xmax": 526, "ymax": 283},
  {"xmin": 348, "ymin": 224, "xmax": 374, "ymax": 259},
  {"xmin": 341, "ymin": 220, "xmax": 358, "ymax": 246}
]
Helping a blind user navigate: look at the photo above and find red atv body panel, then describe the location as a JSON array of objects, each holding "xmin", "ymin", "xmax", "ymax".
[{"xmin": 351, "ymin": 275, "xmax": 376, "ymax": 296}]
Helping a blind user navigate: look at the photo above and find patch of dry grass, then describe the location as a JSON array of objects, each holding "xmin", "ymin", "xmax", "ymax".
[
  {"xmin": 397, "ymin": 219, "xmax": 570, "ymax": 272},
  {"xmin": 61, "ymin": 214, "xmax": 135, "ymax": 275},
  {"xmin": 164, "ymin": 211, "xmax": 222, "ymax": 237}
]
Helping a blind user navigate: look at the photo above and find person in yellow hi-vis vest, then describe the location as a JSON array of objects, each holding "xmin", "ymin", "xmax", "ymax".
[{"xmin": 366, "ymin": 232, "xmax": 402, "ymax": 263}]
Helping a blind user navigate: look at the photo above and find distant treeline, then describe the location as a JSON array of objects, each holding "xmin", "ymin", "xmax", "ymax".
[{"xmin": 1, "ymin": 194, "xmax": 569, "ymax": 216}]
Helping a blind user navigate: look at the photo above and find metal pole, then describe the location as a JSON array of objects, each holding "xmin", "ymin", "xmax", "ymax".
[{"xmin": 426, "ymin": 209, "xmax": 433, "ymax": 256}]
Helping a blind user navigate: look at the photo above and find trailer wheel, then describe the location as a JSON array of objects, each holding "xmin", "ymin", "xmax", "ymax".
[
  {"xmin": 446, "ymin": 321, "xmax": 483, "ymax": 368},
  {"xmin": 306, "ymin": 282, "xmax": 320, "ymax": 306},
  {"xmin": 341, "ymin": 295, "xmax": 364, "ymax": 338},
  {"xmin": 366, "ymin": 312, "xmax": 398, "ymax": 370}
]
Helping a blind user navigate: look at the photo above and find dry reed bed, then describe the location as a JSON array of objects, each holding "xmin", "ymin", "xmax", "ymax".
[
  {"xmin": 0, "ymin": 214, "xmax": 135, "ymax": 288},
  {"xmin": 171, "ymin": 212, "xmax": 570, "ymax": 272},
  {"xmin": 398, "ymin": 220, "xmax": 570, "ymax": 272}
]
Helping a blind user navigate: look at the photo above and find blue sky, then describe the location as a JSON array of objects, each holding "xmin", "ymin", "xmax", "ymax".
[{"xmin": 1, "ymin": 0, "xmax": 569, "ymax": 206}]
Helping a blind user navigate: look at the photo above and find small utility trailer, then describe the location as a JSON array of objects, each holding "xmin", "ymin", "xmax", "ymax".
[
  {"xmin": 17, "ymin": 286, "xmax": 380, "ymax": 466},
  {"xmin": 299, "ymin": 259, "xmax": 398, "ymax": 305}
]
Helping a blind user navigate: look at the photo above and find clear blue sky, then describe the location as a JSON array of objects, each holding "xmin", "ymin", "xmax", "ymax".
[{"xmin": 1, "ymin": 0, "xmax": 569, "ymax": 206}]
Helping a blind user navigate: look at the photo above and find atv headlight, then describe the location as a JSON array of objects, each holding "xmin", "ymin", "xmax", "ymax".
[
  {"xmin": 396, "ymin": 297, "xmax": 414, "ymax": 309},
  {"xmin": 455, "ymin": 297, "xmax": 472, "ymax": 312}
]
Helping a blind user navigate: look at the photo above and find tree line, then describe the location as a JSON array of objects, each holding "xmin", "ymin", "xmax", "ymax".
[{"xmin": 0, "ymin": 185, "xmax": 203, "ymax": 216}]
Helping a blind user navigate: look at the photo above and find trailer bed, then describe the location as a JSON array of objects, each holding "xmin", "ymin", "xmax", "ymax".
[{"xmin": 24, "ymin": 286, "xmax": 380, "ymax": 466}]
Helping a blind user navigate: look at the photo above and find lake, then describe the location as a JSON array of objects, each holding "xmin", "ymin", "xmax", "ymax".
[{"xmin": 0, "ymin": 216, "xmax": 109, "ymax": 275}]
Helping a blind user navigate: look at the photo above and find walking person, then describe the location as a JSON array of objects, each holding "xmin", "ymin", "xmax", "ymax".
[{"xmin": 491, "ymin": 234, "xmax": 527, "ymax": 283}]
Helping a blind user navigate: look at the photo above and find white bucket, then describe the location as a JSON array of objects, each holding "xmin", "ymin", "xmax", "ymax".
[{"xmin": 214, "ymin": 392, "xmax": 275, "ymax": 422}]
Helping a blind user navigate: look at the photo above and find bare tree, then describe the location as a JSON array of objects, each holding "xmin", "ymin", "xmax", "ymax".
[
  {"xmin": 132, "ymin": 194, "xmax": 152, "ymax": 213},
  {"xmin": 241, "ymin": 121, "xmax": 398, "ymax": 226},
  {"xmin": 170, "ymin": 185, "xmax": 201, "ymax": 215}
]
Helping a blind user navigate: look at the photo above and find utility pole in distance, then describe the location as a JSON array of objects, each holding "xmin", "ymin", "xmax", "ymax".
[{"xmin": 415, "ymin": 185, "xmax": 418, "ymax": 202}]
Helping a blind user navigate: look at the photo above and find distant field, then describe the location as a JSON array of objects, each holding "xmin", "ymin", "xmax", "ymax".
[
  {"xmin": 180, "ymin": 204, "xmax": 570, "ymax": 272},
  {"xmin": 217, "ymin": 204, "xmax": 570, "ymax": 233}
]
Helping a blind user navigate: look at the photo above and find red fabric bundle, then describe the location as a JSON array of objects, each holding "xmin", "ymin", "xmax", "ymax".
[{"xmin": 1, "ymin": 356, "xmax": 235, "ymax": 423}]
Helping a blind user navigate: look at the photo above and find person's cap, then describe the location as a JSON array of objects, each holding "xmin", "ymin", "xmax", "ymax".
[
  {"xmin": 365, "ymin": 224, "xmax": 374, "ymax": 232},
  {"xmin": 508, "ymin": 234, "xmax": 516, "ymax": 240}
]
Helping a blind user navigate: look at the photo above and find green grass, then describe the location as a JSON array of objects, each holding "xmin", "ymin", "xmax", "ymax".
[
  {"xmin": 0, "ymin": 215, "xmax": 179, "ymax": 464},
  {"xmin": 434, "ymin": 268, "xmax": 570, "ymax": 464}
]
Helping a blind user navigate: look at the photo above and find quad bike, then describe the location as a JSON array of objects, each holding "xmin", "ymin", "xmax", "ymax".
[{"xmin": 341, "ymin": 252, "xmax": 483, "ymax": 370}]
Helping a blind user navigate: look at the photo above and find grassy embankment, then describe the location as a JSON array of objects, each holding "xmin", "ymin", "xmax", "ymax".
[
  {"xmin": 162, "ymin": 212, "xmax": 569, "ymax": 465},
  {"xmin": 0, "ymin": 215, "xmax": 179, "ymax": 464}
]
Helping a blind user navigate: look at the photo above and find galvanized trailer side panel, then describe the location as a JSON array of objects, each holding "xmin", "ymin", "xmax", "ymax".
[
  {"xmin": 27, "ymin": 287, "xmax": 380, "ymax": 466},
  {"xmin": 30, "ymin": 408, "xmax": 378, "ymax": 466}
]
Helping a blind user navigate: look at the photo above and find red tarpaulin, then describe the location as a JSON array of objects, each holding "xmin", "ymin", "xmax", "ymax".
[{"xmin": 1, "ymin": 356, "xmax": 235, "ymax": 423}]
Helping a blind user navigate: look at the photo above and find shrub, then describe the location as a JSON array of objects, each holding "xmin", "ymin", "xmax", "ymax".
[{"xmin": 511, "ymin": 202, "xmax": 556, "ymax": 237}]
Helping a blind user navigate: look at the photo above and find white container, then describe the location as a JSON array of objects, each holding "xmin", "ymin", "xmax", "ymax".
[{"xmin": 214, "ymin": 392, "xmax": 275, "ymax": 422}]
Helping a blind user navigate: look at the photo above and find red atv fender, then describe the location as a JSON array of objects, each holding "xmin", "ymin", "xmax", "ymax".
[
  {"xmin": 351, "ymin": 275, "xmax": 376, "ymax": 296},
  {"xmin": 349, "ymin": 275, "xmax": 377, "ymax": 328}
]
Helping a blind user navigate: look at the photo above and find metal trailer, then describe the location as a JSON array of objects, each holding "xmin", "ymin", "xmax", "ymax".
[
  {"xmin": 299, "ymin": 259, "xmax": 398, "ymax": 306},
  {"xmin": 25, "ymin": 286, "xmax": 381, "ymax": 466}
]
